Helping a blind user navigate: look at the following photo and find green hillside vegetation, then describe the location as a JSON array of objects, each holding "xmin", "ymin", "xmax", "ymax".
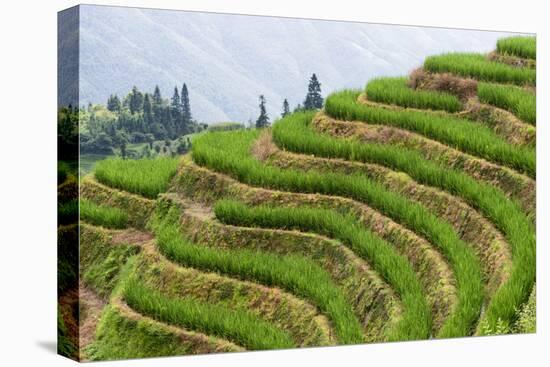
[
  {"xmin": 424, "ymin": 53, "xmax": 536, "ymax": 85},
  {"xmin": 366, "ymin": 77, "xmax": 462, "ymax": 112},
  {"xmin": 497, "ymin": 36, "xmax": 536, "ymax": 60},
  {"xmin": 94, "ymin": 157, "xmax": 179, "ymax": 198},
  {"xmin": 77, "ymin": 36, "xmax": 535, "ymax": 361},
  {"xmin": 478, "ymin": 82, "xmax": 536, "ymax": 125}
]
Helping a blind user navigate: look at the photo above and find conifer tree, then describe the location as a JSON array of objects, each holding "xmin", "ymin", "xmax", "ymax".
[
  {"xmin": 281, "ymin": 98, "xmax": 290, "ymax": 117},
  {"xmin": 107, "ymin": 94, "xmax": 121, "ymax": 112},
  {"xmin": 143, "ymin": 93, "xmax": 153, "ymax": 127},
  {"xmin": 153, "ymin": 85, "xmax": 162, "ymax": 105},
  {"xmin": 256, "ymin": 95, "xmax": 270, "ymax": 128},
  {"xmin": 303, "ymin": 73, "xmax": 323, "ymax": 110},
  {"xmin": 181, "ymin": 83, "xmax": 192, "ymax": 122},
  {"xmin": 129, "ymin": 86, "xmax": 144, "ymax": 114}
]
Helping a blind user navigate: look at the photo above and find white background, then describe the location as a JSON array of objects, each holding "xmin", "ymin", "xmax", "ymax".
[{"xmin": 0, "ymin": 0, "xmax": 547, "ymax": 366}]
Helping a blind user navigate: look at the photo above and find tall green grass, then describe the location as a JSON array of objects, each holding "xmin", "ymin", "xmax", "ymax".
[
  {"xmin": 324, "ymin": 90, "xmax": 535, "ymax": 177},
  {"xmin": 215, "ymin": 200, "xmax": 431, "ymax": 340},
  {"xmin": 272, "ymin": 111, "xmax": 536, "ymax": 333},
  {"xmin": 424, "ymin": 53, "xmax": 536, "ymax": 85},
  {"xmin": 123, "ymin": 278, "xmax": 294, "ymax": 350},
  {"xmin": 478, "ymin": 82, "xmax": 536, "ymax": 125},
  {"xmin": 94, "ymin": 157, "xmax": 180, "ymax": 198},
  {"xmin": 80, "ymin": 199, "xmax": 128, "ymax": 229},
  {"xmin": 150, "ymin": 199, "xmax": 364, "ymax": 344},
  {"xmin": 366, "ymin": 77, "xmax": 462, "ymax": 112},
  {"xmin": 192, "ymin": 128, "xmax": 485, "ymax": 338},
  {"xmin": 497, "ymin": 36, "xmax": 536, "ymax": 60}
]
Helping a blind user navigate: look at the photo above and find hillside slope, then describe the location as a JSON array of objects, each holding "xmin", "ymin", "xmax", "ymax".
[{"xmin": 78, "ymin": 36, "xmax": 535, "ymax": 361}]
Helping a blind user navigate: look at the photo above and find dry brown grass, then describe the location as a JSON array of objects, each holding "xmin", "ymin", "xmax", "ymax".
[
  {"xmin": 251, "ymin": 129, "xmax": 278, "ymax": 161},
  {"xmin": 408, "ymin": 68, "xmax": 478, "ymax": 100}
]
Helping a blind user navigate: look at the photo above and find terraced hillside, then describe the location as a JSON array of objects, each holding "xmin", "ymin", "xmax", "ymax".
[{"xmin": 79, "ymin": 36, "xmax": 536, "ymax": 361}]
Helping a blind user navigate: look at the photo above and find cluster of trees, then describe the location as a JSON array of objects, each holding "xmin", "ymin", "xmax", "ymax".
[
  {"xmin": 255, "ymin": 73, "xmax": 324, "ymax": 128},
  {"xmin": 81, "ymin": 83, "xmax": 205, "ymax": 155}
]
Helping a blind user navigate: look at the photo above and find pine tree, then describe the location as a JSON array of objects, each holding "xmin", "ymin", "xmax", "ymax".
[
  {"xmin": 107, "ymin": 94, "xmax": 121, "ymax": 112},
  {"xmin": 143, "ymin": 93, "xmax": 153, "ymax": 128},
  {"xmin": 129, "ymin": 86, "xmax": 144, "ymax": 114},
  {"xmin": 303, "ymin": 73, "xmax": 323, "ymax": 110},
  {"xmin": 281, "ymin": 98, "xmax": 290, "ymax": 117},
  {"xmin": 171, "ymin": 86, "xmax": 181, "ymax": 112},
  {"xmin": 153, "ymin": 85, "xmax": 162, "ymax": 105},
  {"xmin": 256, "ymin": 95, "xmax": 270, "ymax": 128},
  {"xmin": 181, "ymin": 83, "xmax": 192, "ymax": 123},
  {"xmin": 171, "ymin": 86, "xmax": 183, "ymax": 135}
]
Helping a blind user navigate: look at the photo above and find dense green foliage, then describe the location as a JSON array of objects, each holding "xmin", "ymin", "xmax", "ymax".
[
  {"xmin": 215, "ymin": 200, "xmax": 431, "ymax": 340},
  {"xmin": 81, "ymin": 84, "xmax": 204, "ymax": 156},
  {"xmin": 497, "ymin": 36, "xmax": 536, "ymax": 60},
  {"xmin": 366, "ymin": 77, "xmax": 462, "ymax": 112},
  {"xmin": 193, "ymin": 127, "xmax": 485, "ymax": 338},
  {"xmin": 324, "ymin": 90, "xmax": 535, "ymax": 177},
  {"xmin": 272, "ymin": 111, "xmax": 536, "ymax": 332},
  {"xmin": 424, "ymin": 53, "xmax": 536, "ymax": 85},
  {"xmin": 123, "ymin": 278, "xmax": 294, "ymax": 350},
  {"xmin": 478, "ymin": 82, "xmax": 536, "ymax": 125},
  {"xmin": 94, "ymin": 157, "xmax": 179, "ymax": 198},
  {"xmin": 150, "ymin": 200, "xmax": 363, "ymax": 344},
  {"xmin": 80, "ymin": 199, "xmax": 128, "ymax": 229}
]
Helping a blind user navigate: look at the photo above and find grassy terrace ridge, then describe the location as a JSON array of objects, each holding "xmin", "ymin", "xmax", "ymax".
[
  {"xmin": 150, "ymin": 199, "xmax": 364, "ymax": 344},
  {"xmin": 324, "ymin": 90, "xmax": 535, "ymax": 177},
  {"xmin": 272, "ymin": 111, "xmax": 535, "ymax": 333},
  {"xmin": 80, "ymin": 199, "xmax": 128, "ymax": 229},
  {"xmin": 478, "ymin": 82, "xmax": 536, "ymax": 125},
  {"xmin": 365, "ymin": 77, "xmax": 462, "ymax": 112},
  {"xmin": 496, "ymin": 36, "xmax": 536, "ymax": 60},
  {"xmin": 192, "ymin": 128, "xmax": 486, "ymax": 338},
  {"xmin": 122, "ymin": 277, "xmax": 294, "ymax": 351},
  {"xmin": 88, "ymin": 300, "xmax": 243, "ymax": 360},
  {"xmin": 94, "ymin": 157, "xmax": 180, "ymax": 198},
  {"xmin": 423, "ymin": 53, "xmax": 536, "ymax": 85},
  {"xmin": 214, "ymin": 200, "xmax": 431, "ymax": 340}
]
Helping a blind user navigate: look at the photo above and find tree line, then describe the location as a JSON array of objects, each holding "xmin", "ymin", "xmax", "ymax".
[
  {"xmin": 255, "ymin": 73, "xmax": 323, "ymax": 128},
  {"xmin": 81, "ymin": 83, "xmax": 204, "ymax": 156}
]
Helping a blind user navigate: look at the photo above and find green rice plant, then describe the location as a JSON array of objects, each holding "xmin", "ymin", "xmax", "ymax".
[
  {"xmin": 58, "ymin": 199, "xmax": 78, "ymax": 225},
  {"xmin": 366, "ymin": 77, "xmax": 462, "ymax": 112},
  {"xmin": 271, "ymin": 111, "xmax": 535, "ymax": 333},
  {"xmin": 324, "ymin": 90, "xmax": 535, "ymax": 177},
  {"xmin": 94, "ymin": 157, "xmax": 180, "ymax": 198},
  {"xmin": 192, "ymin": 128, "xmax": 484, "ymax": 338},
  {"xmin": 215, "ymin": 200, "xmax": 432, "ymax": 340},
  {"xmin": 424, "ymin": 53, "xmax": 536, "ymax": 85},
  {"xmin": 478, "ymin": 82, "xmax": 536, "ymax": 125},
  {"xmin": 122, "ymin": 278, "xmax": 295, "ymax": 350},
  {"xmin": 80, "ymin": 199, "xmax": 128, "ymax": 229},
  {"xmin": 149, "ymin": 200, "xmax": 363, "ymax": 344},
  {"xmin": 497, "ymin": 36, "xmax": 536, "ymax": 60}
]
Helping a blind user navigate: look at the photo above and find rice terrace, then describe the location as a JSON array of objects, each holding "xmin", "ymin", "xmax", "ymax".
[{"xmin": 58, "ymin": 34, "xmax": 536, "ymax": 361}]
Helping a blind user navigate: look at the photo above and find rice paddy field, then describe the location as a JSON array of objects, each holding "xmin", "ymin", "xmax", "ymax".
[{"xmin": 71, "ymin": 35, "xmax": 536, "ymax": 361}]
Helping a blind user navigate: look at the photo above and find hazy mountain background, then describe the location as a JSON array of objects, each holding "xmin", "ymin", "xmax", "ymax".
[{"xmin": 77, "ymin": 5, "xmax": 518, "ymax": 124}]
